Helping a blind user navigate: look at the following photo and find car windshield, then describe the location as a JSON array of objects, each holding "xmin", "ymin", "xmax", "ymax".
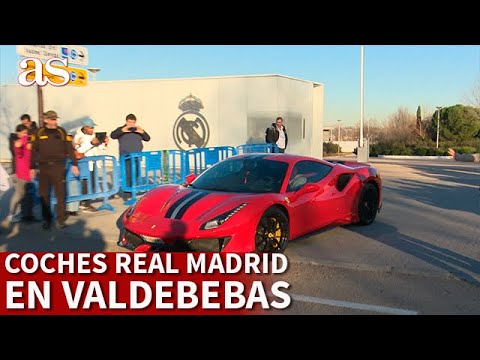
[{"xmin": 192, "ymin": 157, "xmax": 289, "ymax": 193}]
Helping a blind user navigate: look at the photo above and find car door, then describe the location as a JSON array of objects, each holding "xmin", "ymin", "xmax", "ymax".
[
  {"xmin": 318, "ymin": 167, "xmax": 354, "ymax": 225},
  {"xmin": 286, "ymin": 160, "xmax": 334, "ymax": 238}
]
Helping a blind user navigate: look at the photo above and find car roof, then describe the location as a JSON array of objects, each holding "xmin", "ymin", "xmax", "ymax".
[{"xmin": 228, "ymin": 153, "xmax": 333, "ymax": 166}]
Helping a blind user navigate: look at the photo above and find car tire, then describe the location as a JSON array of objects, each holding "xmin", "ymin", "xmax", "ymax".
[
  {"xmin": 357, "ymin": 183, "xmax": 379, "ymax": 225},
  {"xmin": 255, "ymin": 207, "xmax": 289, "ymax": 253}
]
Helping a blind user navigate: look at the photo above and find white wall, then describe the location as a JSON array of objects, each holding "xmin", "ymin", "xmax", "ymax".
[
  {"xmin": 0, "ymin": 75, "xmax": 324, "ymax": 161},
  {"xmin": 335, "ymin": 141, "xmax": 358, "ymax": 153},
  {"xmin": 0, "ymin": 84, "xmax": 37, "ymax": 160},
  {"xmin": 312, "ymin": 84, "xmax": 324, "ymax": 158}
]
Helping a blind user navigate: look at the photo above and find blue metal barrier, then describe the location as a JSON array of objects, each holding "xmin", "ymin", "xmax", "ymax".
[
  {"xmin": 236, "ymin": 143, "xmax": 278, "ymax": 154},
  {"xmin": 167, "ymin": 150, "xmax": 188, "ymax": 185},
  {"xmin": 184, "ymin": 146, "xmax": 237, "ymax": 176},
  {"xmin": 35, "ymin": 143, "xmax": 282, "ymax": 218},
  {"xmin": 42, "ymin": 144, "xmax": 280, "ymax": 217},
  {"xmin": 50, "ymin": 155, "xmax": 120, "ymax": 212},
  {"xmin": 119, "ymin": 150, "xmax": 187, "ymax": 205},
  {"xmin": 117, "ymin": 146, "xmax": 239, "ymax": 206}
]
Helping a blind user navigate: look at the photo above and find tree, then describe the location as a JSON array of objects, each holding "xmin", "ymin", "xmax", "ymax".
[
  {"xmin": 380, "ymin": 107, "xmax": 417, "ymax": 146},
  {"xmin": 416, "ymin": 105, "xmax": 423, "ymax": 137},
  {"xmin": 362, "ymin": 117, "xmax": 382, "ymax": 143},
  {"xmin": 431, "ymin": 104, "xmax": 480, "ymax": 143},
  {"xmin": 464, "ymin": 78, "xmax": 480, "ymax": 107}
]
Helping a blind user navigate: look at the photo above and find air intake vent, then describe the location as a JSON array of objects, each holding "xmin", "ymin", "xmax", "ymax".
[{"xmin": 336, "ymin": 173, "xmax": 353, "ymax": 191}]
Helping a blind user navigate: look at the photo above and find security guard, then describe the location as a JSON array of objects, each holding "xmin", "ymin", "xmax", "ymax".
[{"xmin": 29, "ymin": 110, "xmax": 79, "ymax": 229}]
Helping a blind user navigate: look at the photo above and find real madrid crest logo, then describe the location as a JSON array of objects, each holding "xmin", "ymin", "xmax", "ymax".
[{"xmin": 173, "ymin": 94, "xmax": 210, "ymax": 151}]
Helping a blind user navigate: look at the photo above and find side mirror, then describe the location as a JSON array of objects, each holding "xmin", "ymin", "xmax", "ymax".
[{"xmin": 185, "ymin": 173, "xmax": 197, "ymax": 185}]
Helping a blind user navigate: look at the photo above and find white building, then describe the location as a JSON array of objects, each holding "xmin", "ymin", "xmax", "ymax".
[{"xmin": 0, "ymin": 74, "xmax": 324, "ymax": 161}]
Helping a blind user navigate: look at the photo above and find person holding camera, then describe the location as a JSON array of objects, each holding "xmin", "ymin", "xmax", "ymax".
[
  {"xmin": 68, "ymin": 118, "xmax": 109, "ymax": 214},
  {"xmin": 110, "ymin": 113, "xmax": 151, "ymax": 200}
]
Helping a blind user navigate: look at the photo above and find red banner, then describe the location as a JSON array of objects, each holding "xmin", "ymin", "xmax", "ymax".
[{"xmin": 0, "ymin": 252, "xmax": 291, "ymax": 315}]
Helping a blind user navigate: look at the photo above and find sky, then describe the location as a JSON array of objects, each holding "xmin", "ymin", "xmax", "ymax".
[{"xmin": 1, "ymin": 45, "xmax": 479, "ymax": 127}]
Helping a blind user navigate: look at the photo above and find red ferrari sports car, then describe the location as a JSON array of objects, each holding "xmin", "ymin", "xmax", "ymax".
[{"xmin": 119, "ymin": 153, "xmax": 382, "ymax": 253}]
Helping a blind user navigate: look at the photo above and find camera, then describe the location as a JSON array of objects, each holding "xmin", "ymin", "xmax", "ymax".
[
  {"xmin": 95, "ymin": 132, "xmax": 107, "ymax": 143},
  {"xmin": 128, "ymin": 127, "xmax": 137, "ymax": 132}
]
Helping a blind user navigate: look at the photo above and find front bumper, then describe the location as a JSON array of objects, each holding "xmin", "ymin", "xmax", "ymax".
[{"xmin": 118, "ymin": 230, "xmax": 232, "ymax": 252}]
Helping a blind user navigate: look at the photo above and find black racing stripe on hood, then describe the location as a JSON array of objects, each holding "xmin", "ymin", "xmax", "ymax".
[
  {"xmin": 172, "ymin": 191, "xmax": 210, "ymax": 219},
  {"xmin": 164, "ymin": 190, "xmax": 199, "ymax": 218}
]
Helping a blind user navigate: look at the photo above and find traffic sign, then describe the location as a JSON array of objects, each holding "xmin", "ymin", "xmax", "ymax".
[
  {"xmin": 16, "ymin": 45, "xmax": 89, "ymax": 66},
  {"xmin": 23, "ymin": 59, "xmax": 88, "ymax": 87}
]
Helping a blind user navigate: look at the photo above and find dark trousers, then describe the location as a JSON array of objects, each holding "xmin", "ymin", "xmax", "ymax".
[
  {"xmin": 38, "ymin": 162, "xmax": 67, "ymax": 224},
  {"xmin": 125, "ymin": 157, "xmax": 141, "ymax": 188},
  {"xmin": 81, "ymin": 169, "xmax": 96, "ymax": 206}
]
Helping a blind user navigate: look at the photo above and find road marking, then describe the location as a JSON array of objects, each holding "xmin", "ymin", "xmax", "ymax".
[{"xmin": 290, "ymin": 293, "xmax": 418, "ymax": 315}]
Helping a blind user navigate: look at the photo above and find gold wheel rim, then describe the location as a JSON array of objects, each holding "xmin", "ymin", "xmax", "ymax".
[{"xmin": 267, "ymin": 217, "xmax": 282, "ymax": 248}]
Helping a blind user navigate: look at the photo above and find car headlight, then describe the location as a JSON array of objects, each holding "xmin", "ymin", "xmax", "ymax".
[{"xmin": 201, "ymin": 203, "xmax": 247, "ymax": 230}]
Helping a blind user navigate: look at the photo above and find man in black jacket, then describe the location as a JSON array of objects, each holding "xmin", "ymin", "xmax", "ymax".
[
  {"xmin": 265, "ymin": 117, "xmax": 288, "ymax": 153},
  {"xmin": 110, "ymin": 113, "xmax": 151, "ymax": 199}
]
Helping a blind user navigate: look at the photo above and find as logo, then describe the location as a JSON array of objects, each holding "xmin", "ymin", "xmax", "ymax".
[{"xmin": 18, "ymin": 57, "xmax": 70, "ymax": 87}]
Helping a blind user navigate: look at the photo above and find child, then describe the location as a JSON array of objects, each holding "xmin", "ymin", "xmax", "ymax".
[{"xmin": 7, "ymin": 124, "xmax": 32, "ymax": 223}]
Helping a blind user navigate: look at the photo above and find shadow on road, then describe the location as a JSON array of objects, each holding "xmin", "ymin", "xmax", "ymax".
[
  {"xmin": 382, "ymin": 162, "xmax": 479, "ymax": 215},
  {"xmin": 1, "ymin": 183, "xmax": 107, "ymax": 251},
  {"xmin": 348, "ymin": 221, "xmax": 480, "ymax": 287},
  {"xmin": 0, "ymin": 217, "xmax": 107, "ymax": 252}
]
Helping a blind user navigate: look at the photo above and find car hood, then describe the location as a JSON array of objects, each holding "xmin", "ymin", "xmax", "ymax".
[
  {"xmin": 131, "ymin": 186, "xmax": 269, "ymax": 223},
  {"xmin": 169, "ymin": 188, "xmax": 247, "ymax": 220}
]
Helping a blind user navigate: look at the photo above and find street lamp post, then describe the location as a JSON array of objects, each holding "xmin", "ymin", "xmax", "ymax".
[
  {"xmin": 87, "ymin": 67, "xmax": 101, "ymax": 81},
  {"xmin": 359, "ymin": 45, "xmax": 364, "ymax": 148},
  {"xmin": 337, "ymin": 119, "xmax": 342, "ymax": 156},
  {"xmin": 436, "ymin": 106, "xmax": 442, "ymax": 149},
  {"xmin": 357, "ymin": 45, "xmax": 369, "ymax": 162}
]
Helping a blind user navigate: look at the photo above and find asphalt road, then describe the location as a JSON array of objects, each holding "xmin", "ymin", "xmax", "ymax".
[
  {"xmin": 1, "ymin": 158, "xmax": 479, "ymax": 314},
  {"xmin": 279, "ymin": 158, "xmax": 480, "ymax": 314}
]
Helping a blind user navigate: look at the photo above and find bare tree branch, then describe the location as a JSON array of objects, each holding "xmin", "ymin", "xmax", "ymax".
[
  {"xmin": 463, "ymin": 78, "xmax": 480, "ymax": 107},
  {"xmin": 379, "ymin": 107, "xmax": 417, "ymax": 146}
]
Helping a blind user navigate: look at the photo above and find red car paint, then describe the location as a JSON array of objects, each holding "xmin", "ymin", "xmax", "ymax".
[{"xmin": 120, "ymin": 154, "xmax": 382, "ymax": 253}]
